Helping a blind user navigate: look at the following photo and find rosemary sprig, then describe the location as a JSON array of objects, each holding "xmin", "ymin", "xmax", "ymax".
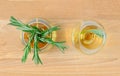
[
  {"xmin": 41, "ymin": 26, "xmax": 60, "ymax": 37},
  {"xmin": 9, "ymin": 16, "xmax": 67, "ymax": 64},
  {"xmin": 38, "ymin": 38, "xmax": 67, "ymax": 53},
  {"xmin": 21, "ymin": 33, "xmax": 35, "ymax": 62},
  {"xmin": 9, "ymin": 16, "xmax": 41, "ymax": 34},
  {"xmin": 88, "ymin": 29, "xmax": 104, "ymax": 38},
  {"xmin": 81, "ymin": 29, "xmax": 104, "ymax": 38},
  {"xmin": 32, "ymin": 34, "xmax": 43, "ymax": 64}
]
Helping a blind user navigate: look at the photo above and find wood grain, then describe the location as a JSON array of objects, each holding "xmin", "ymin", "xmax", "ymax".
[{"xmin": 0, "ymin": 0, "xmax": 120, "ymax": 76}]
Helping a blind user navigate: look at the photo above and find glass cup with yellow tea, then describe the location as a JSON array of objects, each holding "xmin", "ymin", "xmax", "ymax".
[{"xmin": 72, "ymin": 21, "xmax": 106, "ymax": 54}]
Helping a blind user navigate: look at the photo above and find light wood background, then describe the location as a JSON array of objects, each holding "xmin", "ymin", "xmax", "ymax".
[{"xmin": 0, "ymin": 0, "xmax": 120, "ymax": 76}]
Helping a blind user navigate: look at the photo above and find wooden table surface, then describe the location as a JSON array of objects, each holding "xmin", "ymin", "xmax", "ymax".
[{"xmin": 0, "ymin": 0, "xmax": 120, "ymax": 76}]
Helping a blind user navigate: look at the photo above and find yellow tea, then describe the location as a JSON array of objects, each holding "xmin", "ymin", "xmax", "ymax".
[{"xmin": 80, "ymin": 25, "xmax": 103, "ymax": 49}]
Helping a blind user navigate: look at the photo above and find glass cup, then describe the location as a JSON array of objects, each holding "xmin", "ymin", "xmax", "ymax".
[
  {"xmin": 21, "ymin": 18, "xmax": 56, "ymax": 52},
  {"xmin": 72, "ymin": 21, "xmax": 106, "ymax": 54}
]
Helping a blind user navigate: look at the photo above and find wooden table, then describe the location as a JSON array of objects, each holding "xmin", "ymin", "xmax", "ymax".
[{"xmin": 0, "ymin": 0, "xmax": 120, "ymax": 76}]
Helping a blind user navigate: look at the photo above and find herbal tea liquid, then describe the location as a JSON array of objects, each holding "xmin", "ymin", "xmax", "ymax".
[{"xmin": 80, "ymin": 26, "xmax": 103, "ymax": 50}]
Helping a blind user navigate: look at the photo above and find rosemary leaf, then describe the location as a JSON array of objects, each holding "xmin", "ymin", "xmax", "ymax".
[
  {"xmin": 32, "ymin": 34, "xmax": 43, "ymax": 64},
  {"xmin": 41, "ymin": 26, "xmax": 60, "ymax": 37},
  {"xmin": 10, "ymin": 16, "xmax": 26, "ymax": 27},
  {"xmin": 9, "ymin": 16, "xmax": 41, "ymax": 34},
  {"xmin": 21, "ymin": 33, "xmax": 35, "ymax": 63},
  {"xmin": 88, "ymin": 29, "xmax": 104, "ymax": 38},
  {"xmin": 38, "ymin": 37, "xmax": 67, "ymax": 53}
]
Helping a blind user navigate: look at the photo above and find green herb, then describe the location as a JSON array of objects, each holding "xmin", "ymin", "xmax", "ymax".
[
  {"xmin": 21, "ymin": 33, "xmax": 34, "ymax": 63},
  {"xmin": 41, "ymin": 25, "xmax": 60, "ymax": 37},
  {"xmin": 9, "ymin": 16, "xmax": 67, "ymax": 64},
  {"xmin": 88, "ymin": 29, "xmax": 104, "ymax": 38},
  {"xmin": 39, "ymin": 38, "xmax": 67, "ymax": 53},
  {"xmin": 33, "ymin": 34, "xmax": 43, "ymax": 64},
  {"xmin": 81, "ymin": 29, "xmax": 104, "ymax": 38}
]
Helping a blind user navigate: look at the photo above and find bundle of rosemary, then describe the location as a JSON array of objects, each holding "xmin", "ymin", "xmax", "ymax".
[{"xmin": 9, "ymin": 16, "xmax": 67, "ymax": 64}]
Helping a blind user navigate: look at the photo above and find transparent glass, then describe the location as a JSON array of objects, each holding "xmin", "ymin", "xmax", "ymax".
[
  {"xmin": 21, "ymin": 18, "xmax": 56, "ymax": 52},
  {"xmin": 72, "ymin": 21, "xmax": 106, "ymax": 54}
]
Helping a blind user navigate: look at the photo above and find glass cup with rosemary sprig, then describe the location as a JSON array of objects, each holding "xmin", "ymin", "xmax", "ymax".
[
  {"xmin": 72, "ymin": 21, "xmax": 106, "ymax": 54},
  {"xmin": 21, "ymin": 18, "xmax": 56, "ymax": 52},
  {"xmin": 9, "ymin": 16, "xmax": 67, "ymax": 64}
]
